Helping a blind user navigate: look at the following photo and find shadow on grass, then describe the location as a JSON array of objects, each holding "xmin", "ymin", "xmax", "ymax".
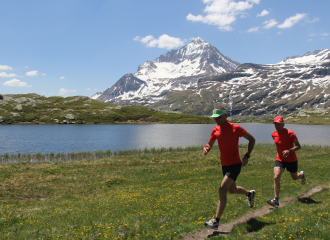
[
  {"xmin": 207, "ymin": 231, "xmax": 230, "ymax": 238},
  {"xmin": 245, "ymin": 218, "xmax": 274, "ymax": 232},
  {"xmin": 298, "ymin": 197, "xmax": 322, "ymax": 204}
]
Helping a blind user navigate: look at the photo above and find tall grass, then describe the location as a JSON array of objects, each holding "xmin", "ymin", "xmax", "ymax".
[{"xmin": 0, "ymin": 146, "xmax": 203, "ymax": 164}]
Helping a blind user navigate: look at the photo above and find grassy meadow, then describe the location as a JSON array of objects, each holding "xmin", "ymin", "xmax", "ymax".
[{"xmin": 0, "ymin": 144, "xmax": 329, "ymax": 239}]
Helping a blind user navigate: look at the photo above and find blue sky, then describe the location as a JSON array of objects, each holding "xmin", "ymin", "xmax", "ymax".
[{"xmin": 1, "ymin": 0, "xmax": 329, "ymax": 97}]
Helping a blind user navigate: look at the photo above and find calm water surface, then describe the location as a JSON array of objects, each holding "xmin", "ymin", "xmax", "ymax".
[{"xmin": 0, "ymin": 123, "xmax": 329, "ymax": 154}]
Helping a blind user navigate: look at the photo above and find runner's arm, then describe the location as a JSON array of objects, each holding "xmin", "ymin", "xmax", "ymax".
[
  {"xmin": 203, "ymin": 139, "xmax": 215, "ymax": 155},
  {"xmin": 282, "ymin": 140, "xmax": 301, "ymax": 157},
  {"xmin": 241, "ymin": 131, "xmax": 255, "ymax": 166}
]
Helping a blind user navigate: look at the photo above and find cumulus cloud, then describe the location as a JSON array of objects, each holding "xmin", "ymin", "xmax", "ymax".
[
  {"xmin": 262, "ymin": 19, "xmax": 278, "ymax": 29},
  {"xmin": 60, "ymin": 76, "xmax": 65, "ymax": 79},
  {"xmin": 186, "ymin": 0, "xmax": 259, "ymax": 31},
  {"xmin": 135, "ymin": 34, "xmax": 185, "ymax": 49},
  {"xmin": 278, "ymin": 13, "xmax": 307, "ymax": 29},
  {"xmin": 42, "ymin": 73, "xmax": 46, "ymax": 76},
  {"xmin": 247, "ymin": 27, "xmax": 259, "ymax": 32},
  {"xmin": 58, "ymin": 88, "xmax": 76, "ymax": 95},
  {"xmin": 26, "ymin": 70, "xmax": 38, "ymax": 76},
  {"xmin": 0, "ymin": 72, "xmax": 17, "ymax": 77},
  {"xmin": 0, "ymin": 65, "xmax": 13, "ymax": 70},
  {"xmin": 141, "ymin": 35, "xmax": 154, "ymax": 44},
  {"xmin": 3, "ymin": 79, "xmax": 32, "ymax": 87},
  {"xmin": 257, "ymin": 9, "xmax": 269, "ymax": 17}
]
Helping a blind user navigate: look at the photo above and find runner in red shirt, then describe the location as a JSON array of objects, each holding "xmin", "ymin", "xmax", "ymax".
[
  {"xmin": 267, "ymin": 116, "xmax": 306, "ymax": 207},
  {"xmin": 202, "ymin": 106, "xmax": 256, "ymax": 230}
]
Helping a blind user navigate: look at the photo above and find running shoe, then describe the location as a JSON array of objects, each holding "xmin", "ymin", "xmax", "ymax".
[
  {"xmin": 203, "ymin": 218, "xmax": 219, "ymax": 230},
  {"xmin": 267, "ymin": 198, "xmax": 279, "ymax": 207},
  {"xmin": 248, "ymin": 190, "xmax": 256, "ymax": 208},
  {"xmin": 300, "ymin": 171, "xmax": 306, "ymax": 185}
]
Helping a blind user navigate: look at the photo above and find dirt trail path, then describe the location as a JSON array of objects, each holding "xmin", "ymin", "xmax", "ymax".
[{"xmin": 180, "ymin": 185, "xmax": 324, "ymax": 240}]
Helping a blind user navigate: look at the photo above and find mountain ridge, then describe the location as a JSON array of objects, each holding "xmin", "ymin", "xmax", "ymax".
[
  {"xmin": 93, "ymin": 38, "xmax": 240, "ymax": 104},
  {"xmin": 93, "ymin": 39, "xmax": 330, "ymax": 117}
]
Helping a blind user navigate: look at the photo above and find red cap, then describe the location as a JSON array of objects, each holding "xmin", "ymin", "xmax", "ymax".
[{"xmin": 273, "ymin": 116, "xmax": 284, "ymax": 123}]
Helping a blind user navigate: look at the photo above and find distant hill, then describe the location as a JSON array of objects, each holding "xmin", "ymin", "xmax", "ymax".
[{"xmin": 0, "ymin": 94, "xmax": 213, "ymax": 124}]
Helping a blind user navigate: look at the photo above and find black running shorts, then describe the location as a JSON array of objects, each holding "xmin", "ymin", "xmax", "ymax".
[
  {"xmin": 274, "ymin": 160, "xmax": 298, "ymax": 173},
  {"xmin": 222, "ymin": 163, "xmax": 242, "ymax": 181}
]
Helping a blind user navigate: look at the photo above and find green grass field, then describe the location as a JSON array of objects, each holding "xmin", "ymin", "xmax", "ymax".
[{"xmin": 0, "ymin": 144, "xmax": 329, "ymax": 239}]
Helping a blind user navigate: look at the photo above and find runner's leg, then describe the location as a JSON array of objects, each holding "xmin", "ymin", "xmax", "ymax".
[
  {"xmin": 228, "ymin": 181, "xmax": 250, "ymax": 196},
  {"xmin": 290, "ymin": 171, "xmax": 303, "ymax": 180},
  {"xmin": 274, "ymin": 167, "xmax": 285, "ymax": 199},
  {"xmin": 216, "ymin": 175, "xmax": 235, "ymax": 219}
]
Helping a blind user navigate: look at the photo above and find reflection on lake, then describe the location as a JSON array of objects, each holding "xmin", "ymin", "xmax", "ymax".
[{"xmin": 0, "ymin": 123, "xmax": 329, "ymax": 154}]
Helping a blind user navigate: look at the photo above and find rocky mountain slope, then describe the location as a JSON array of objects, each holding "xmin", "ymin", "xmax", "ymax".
[
  {"xmin": 93, "ymin": 38, "xmax": 239, "ymax": 105},
  {"xmin": 153, "ymin": 49, "xmax": 330, "ymax": 118},
  {"xmin": 93, "ymin": 39, "xmax": 330, "ymax": 118}
]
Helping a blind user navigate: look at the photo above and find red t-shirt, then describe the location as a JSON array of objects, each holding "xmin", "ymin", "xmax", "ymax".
[
  {"xmin": 210, "ymin": 121, "xmax": 246, "ymax": 166},
  {"xmin": 271, "ymin": 128, "xmax": 298, "ymax": 162}
]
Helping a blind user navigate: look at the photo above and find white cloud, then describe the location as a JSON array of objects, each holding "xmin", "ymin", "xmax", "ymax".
[
  {"xmin": 257, "ymin": 9, "xmax": 269, "ymax": 17},
  {"xmin": 87, "ymin": 88, "xmax": 91, "ymax": 91},
  {"xmin": 190, "ymin": 36, "xmax": 202, "ymax": 41},
  {"xmin": 0, "ymin": 72, "xmax": 17, "ymax": 77},
  {"xmin": 262, "ymin": 19, "xmax": 278, "ymax": 29},
  {"xmin": 60, "ymin": 76, "xmax": 65, "ymax": 79},
  {"xmin": 26, "ymin": 70, "xmax": 38, "ymax": 76},
  {"xmin": 306, "ymin": 17, "xmax": 319, "ymax": 23},
  {"xmin": 3, "ymin": 79, "xmax": 32, "ymax": 87},
  {"xmin": 25, "ymin": 66, "xmax": 28, "ymax": 68},
  {"xmin": 321, "ymin": 32, "xmax": 330, "ymax": 36},
  {"xmin": 247, "ymin": 27, "xmax": 259, "ymax": 32},
  {"xmin": 278, "ymin": 13, "xmax": 307, "ymax": 29},
  {"xmin": 42, "ymin": 73, "xmax": 46, "ymax": 76},
  {"xmin": 58, "ymin": 88, "xmax": 76, "ymax": 95},
  {"xmin": 0, "ymin": 65, "xmax": 13, "ymax": 70},
  {"xmin": 186, "ymin": 0, "xmax": 259, "ymax": 31},
  {"xmin": 141, "ymin": 35, "xmax": 155, "ymax": 44},
  {"xmin": 137, "ymin": 34, "xmax": 185, "ymax": 49},
  {"xmin": 133, "ymin": 36, "xmax": 140, "ymax": 41}
]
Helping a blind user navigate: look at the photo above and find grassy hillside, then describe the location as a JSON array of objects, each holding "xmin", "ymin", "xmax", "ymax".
[{"xmin": 0, "ymin": 94, "xmax": 213, "ymax": 124}]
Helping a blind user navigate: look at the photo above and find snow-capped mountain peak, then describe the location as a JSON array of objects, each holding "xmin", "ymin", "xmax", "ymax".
[
  {"xmin": 134, "ymin": 38, "xmax": 239, "ymax": 81},
  {"xmin": 278, "ymin": 49, "xmax": 330, "ymax": 65},
  {"xmin": 95, "ymin": 39, "xmax": 240, "ymax": 104}
]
